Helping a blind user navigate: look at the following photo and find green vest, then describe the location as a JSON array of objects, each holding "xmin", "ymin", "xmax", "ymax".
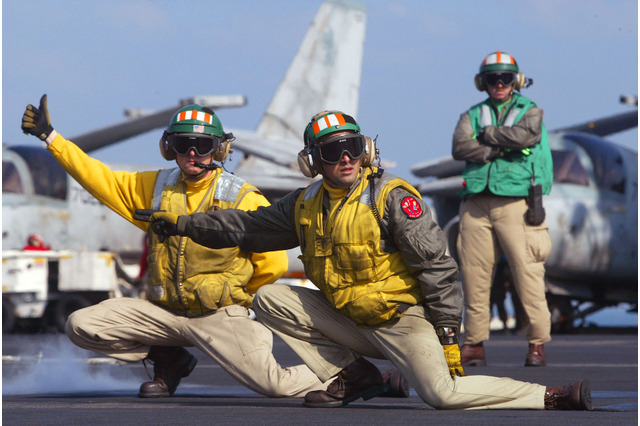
[
  {"xmin": 459, "ymin": 93, "xmax": 553, "ymax": 198},
  {"xmin": 147, "ymin": 168, "xmax": 258, "ymax": 316},
  {"xmin": 294, "ymin": 168, "xmax": 423, "ymax": 326}
]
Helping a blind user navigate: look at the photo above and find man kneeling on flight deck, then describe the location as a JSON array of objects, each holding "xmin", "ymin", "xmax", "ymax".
[
  {"xmin": 22, "ymin": 95, "xmax": 352, "ymax": 399},
  {"xmin": 135, "ymin": 111, "xmax": 592, "ymax": 410}
]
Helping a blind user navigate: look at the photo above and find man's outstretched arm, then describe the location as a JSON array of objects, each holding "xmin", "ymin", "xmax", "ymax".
[{"xmin": 135, "ymin": 188, "xmax": 303, "ymax": 252}]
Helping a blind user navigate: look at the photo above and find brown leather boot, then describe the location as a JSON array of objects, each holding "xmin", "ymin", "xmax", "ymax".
[
  {"xmin": 138, "ymin": 346, "xmax": 197, "ymax": 398},
  {"xmin": 460, "ymin": 343, "xmax": 486, "ymax": 366},
  {"xmin": 544, "ymin": 380, "xmax": 592, "ymax": 410},
  {"xmin": 380, "ymin": 369, "xmax": 410, "ymax": 398},
  {"xmin": 525, "ymin": 343, "xmax": 546, "ymax": 367},
  {"xmin": 303, "ymin": 358, "xmax": 386, "ymax": 407}
]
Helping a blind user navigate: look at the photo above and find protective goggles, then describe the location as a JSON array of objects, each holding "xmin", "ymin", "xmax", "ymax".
[
  {"xmin": 484, "ymin": 72, "xmax": 516, "ymax": 87},
  {"xmin": 168, "ymin": 134, "xmax": 222, "ymax": 156},
  {"xmin": 312, "ymin": 134, "xmax": 365, "ymax": 164}
]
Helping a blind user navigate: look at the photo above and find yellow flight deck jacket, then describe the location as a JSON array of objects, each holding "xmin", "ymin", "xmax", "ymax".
[
  {"xmin": 294, "ymin": 168, "xmax": 424, "ymax": 326},
  {"xmin": 47, "ymin": 133, "xmax": 288, "ymax": 316}
]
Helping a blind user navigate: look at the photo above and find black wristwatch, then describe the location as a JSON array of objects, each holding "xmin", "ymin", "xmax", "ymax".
[{"xmin": 435, "ymin": 326, "xmax": 459, "ymax": 345}]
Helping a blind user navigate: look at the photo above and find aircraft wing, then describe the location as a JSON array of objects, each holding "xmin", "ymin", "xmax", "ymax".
[
  {"xmin": 415, "ymin": 176, "xmax": 463, "ymax": 199},
  {"xmin": 553, "ymin": 110, "xmax": 638, "ymax": 137},
  {"xmin": 232, "ymin": 156, "xmax": 317, "ymax": 199},
  {"xmin": 410, "ymin": 156, "xmax": 465, "ymax": 178},
  {"xmin": 72, "ymin": 95, "xmax": 247, "ymax": 153}
]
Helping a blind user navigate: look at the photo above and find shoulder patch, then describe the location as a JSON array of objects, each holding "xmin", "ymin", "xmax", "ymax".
[{"xmin": 401, "ymin": 196, "xmax": 423, "ymax": 219}]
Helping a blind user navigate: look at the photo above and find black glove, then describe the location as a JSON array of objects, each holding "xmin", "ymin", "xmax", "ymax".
[
  {"xmin": 133, "ymin": 209, "xmax": 180, "ymax": 243},
  {"xmin": 22, "ymin": 94, "xmax": 54, "ymax": 141}
]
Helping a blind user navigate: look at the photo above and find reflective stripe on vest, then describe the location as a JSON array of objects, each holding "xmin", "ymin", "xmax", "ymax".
[
  {"xmin": 152, "ymin": 168, "xmax": 181, "ymax": 210},
  {"xmin": 479, "ymin": 104, "xmax": 522, "ymax": 128}
]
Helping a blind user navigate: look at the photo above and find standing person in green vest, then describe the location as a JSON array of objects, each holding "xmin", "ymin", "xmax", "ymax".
[{"xmin": 452, "ymin": 51, "xmax": 553, "ymax": 367}]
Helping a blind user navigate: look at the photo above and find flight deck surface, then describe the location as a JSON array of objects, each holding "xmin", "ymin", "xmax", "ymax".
[{"xmin": 3, "ymin": 331, "xmax": 637, "ymax": 425}]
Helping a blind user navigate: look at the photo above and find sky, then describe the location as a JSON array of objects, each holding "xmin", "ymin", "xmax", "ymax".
[{"xmin": 2, "ymin": 0, "xmax": 637, "ymax": 183}]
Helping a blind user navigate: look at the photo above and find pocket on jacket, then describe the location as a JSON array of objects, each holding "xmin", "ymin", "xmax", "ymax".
[
  {"xmin": 196, "ymin": 283, "xmax": 228, "ymax": 310},
  {"xmin": 335, "ymin": 243, "xmax": 376, "ymax": 283},
  {"xmin": 343, "ymin": 291, "xmax": 390, "ymax": 326}
]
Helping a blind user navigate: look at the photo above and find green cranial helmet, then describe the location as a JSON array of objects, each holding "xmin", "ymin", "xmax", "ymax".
[
  {"xmin": 159, "ymin": 104, "xmax": 232, "ymax": 161},
  {"xmin": 167, "ymin": 104, "xmax": 224, "ymax": 136},
  {"xmin": 303, "ymin": 110, "xmax": 361, "ymax": 147},
  {"xmin": 478, "ymin": 51, "xmax": 519, "ymax": 74}
]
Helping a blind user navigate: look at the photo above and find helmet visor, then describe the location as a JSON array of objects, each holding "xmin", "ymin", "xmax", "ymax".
[
  {"xmin": 485, "ymin": 72, "xmax": 515, "ymax": 87},
  {"xmin": 313, "ymin": 134, "xmax": 365, "ymax": 164},
  {"xmin": 168, "ymin": 134, "xmax": 222, "ymax": 156}
]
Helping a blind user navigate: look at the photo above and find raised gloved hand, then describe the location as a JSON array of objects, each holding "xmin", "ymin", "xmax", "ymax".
[
  {"xmin": 21, "ymin": 94, "xmax": 54, "ymax": 141},
  {"xmin": 436, "ymin": 326, "xmax": 466, "ymax": 378},
  {"xmin": 133, "ymin": 209, "xmax": 180, "ymax": 242}
]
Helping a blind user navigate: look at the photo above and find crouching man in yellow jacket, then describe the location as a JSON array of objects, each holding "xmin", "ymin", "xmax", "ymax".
[{"xmin": 21, "ymin": 95, "xmax": 331, "ymax": 399}]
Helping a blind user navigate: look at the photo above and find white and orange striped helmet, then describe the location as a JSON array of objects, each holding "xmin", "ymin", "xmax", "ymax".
[
  {"xmin": 166, "ymin": 104, "xmax": 224, "ymax": 137},
  {"xmin": 159, "ymin": 104, "xmax": 231, "ymax": 161},
  {"xmin": 303, "ymin": 110, "xmax": 361, "ymax": 147},
  {"xmin": 475, "ymin": 51, "xmax": 528, "ymax": 91},
  {"xmin": 298, "ymin": 110, "xmax": 378, "ymax": 178},
  {"xmin": 478, "ymin": 51, "xmax": 519, "ymax": 74}
]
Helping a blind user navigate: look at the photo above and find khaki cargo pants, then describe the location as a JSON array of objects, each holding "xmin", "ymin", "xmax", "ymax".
[
  {"xmin": 254, "ymin": 284, "xmax": 546, "ymax": 410},
  {"xmin": 65, "ymin": 297, "xmax": 325, "ymax": 397},
  {"xmin": 457, "ymin": 194, "xmax": 552, "ymax": 345}
]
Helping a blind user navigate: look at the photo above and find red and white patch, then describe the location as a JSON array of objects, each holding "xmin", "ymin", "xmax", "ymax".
[{"xmin": 401, "ymin": 196, "xmax": 423, "ymax": 219}]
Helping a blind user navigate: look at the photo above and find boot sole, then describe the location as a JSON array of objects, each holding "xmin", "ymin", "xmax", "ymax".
[
  {"xmin": 138, "ymin": 390, "xmax": 170, "ymax": 398},
  {"xmin": 303, "ymin": 384, "xmax": 387, "ymax": 408},
  {"xmin": 580, "ymin": 380, "xmax": 593, "ymax": 411}
]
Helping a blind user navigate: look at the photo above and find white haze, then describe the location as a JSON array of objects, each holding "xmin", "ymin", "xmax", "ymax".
[{"xmin": 2, "ymin": 334, "xmax": 142, "ymax": 396}]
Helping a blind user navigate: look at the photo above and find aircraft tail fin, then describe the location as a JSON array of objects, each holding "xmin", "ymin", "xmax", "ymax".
[{"xmin": 255, "ymin": 0, "xmax": 367, "ymax": 141}]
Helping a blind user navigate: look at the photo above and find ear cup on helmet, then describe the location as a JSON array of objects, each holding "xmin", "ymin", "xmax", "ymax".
[
  {"xmin": 159, "ymin": 131, "xmax": 176, "ymax": 161},
  {"xmin": 514, "ymin": 72, "xmax": 526, "ymax": 90},
  {"xmin": 361, "ymin": 136, "xmax": 376, "ymax": 167},
  {"xmin": 212, "ymin": 140, "xmax": 230, "ymax": 162},
  {"xmin": 474, "ymin": 73, "xmax": 485, "ymax": 91},
  {"xmin": 297, "ymin": 149, "xmax": 318, "ymax": 178}
]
